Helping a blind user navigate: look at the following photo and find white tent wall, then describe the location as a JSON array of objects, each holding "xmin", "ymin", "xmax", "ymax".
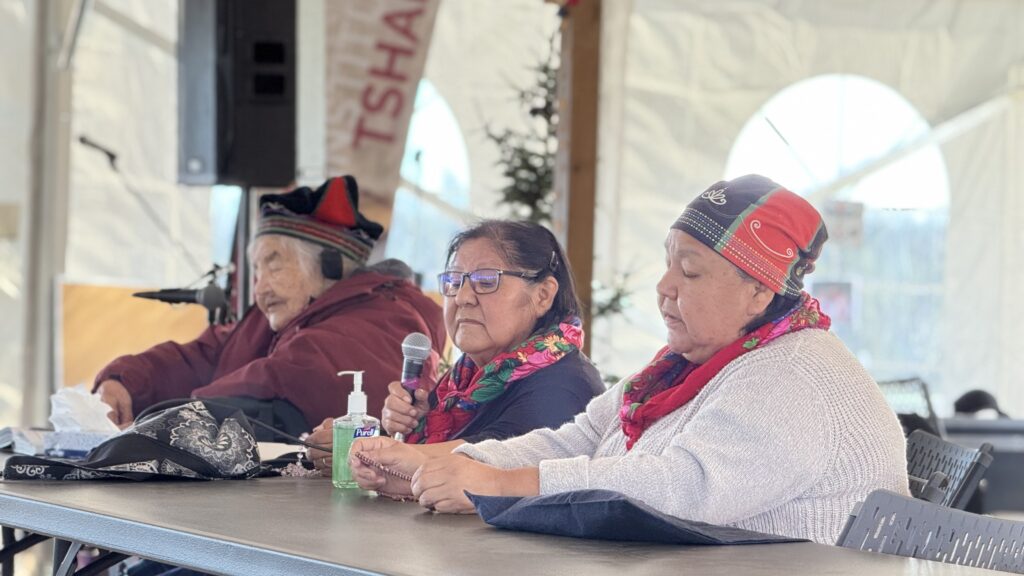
[
  {"xmin": 0, "ymin": 0, "xmax": 35, "ymax": 425},
  {"xmin": 592, "ymin": 0, "xmax": 1024, "ymax": 413},
  {"xmin": 421, "ymin": 0, "xmax": 561, "ymax": 215},
  {"xmin": 65, "ymin": 0, "xmax": 210, "ymax": 288},
  {"xmin": 943, "ymin": 105, "xmax": 1021, "ymax": 415}
]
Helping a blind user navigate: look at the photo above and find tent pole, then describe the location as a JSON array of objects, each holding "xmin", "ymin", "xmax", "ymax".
[{"xmin": 24, "ymin": 0, "xmax": 74, "ymax": 425}]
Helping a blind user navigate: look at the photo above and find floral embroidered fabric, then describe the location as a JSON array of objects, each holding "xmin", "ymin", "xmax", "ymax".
[{"xmin": 405, "ymin": 317, "xmax": 584, "ymax": 444}]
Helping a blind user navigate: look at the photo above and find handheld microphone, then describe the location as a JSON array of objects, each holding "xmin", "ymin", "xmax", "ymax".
[{"xmin": 393, "ymin": 332, "xmax": 431, "ymax": 443}]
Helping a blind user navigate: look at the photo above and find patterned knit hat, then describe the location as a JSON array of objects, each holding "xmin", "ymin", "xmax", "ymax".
[
  {"xmin": 670, "ymin": 174, "xmax": 828, "ymax": 297},
  {"xmin": 257, "ymin": 175, "xmax": 384, "ymax": 264}
]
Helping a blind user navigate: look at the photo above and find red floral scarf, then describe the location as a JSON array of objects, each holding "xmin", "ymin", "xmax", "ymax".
[
  {"xmin": 406, "ymin": 317, "xmax": 584, "ymax": 444},
  {"xmin": 619, "ymin": 294, "xmax": 830, "ymax": 450}
]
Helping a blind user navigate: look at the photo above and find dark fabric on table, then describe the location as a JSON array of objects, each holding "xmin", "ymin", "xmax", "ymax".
[
  {"xmin": 2, "ymin": 401, "xmax": 260, "ymax": 481},
  {"xmin": 468, "ymin": 489, "xmax": 808, "ymax": 545}
]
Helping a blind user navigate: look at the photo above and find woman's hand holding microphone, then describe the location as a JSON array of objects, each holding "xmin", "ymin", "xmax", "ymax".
[{"xmin": 382, "ymin": 380, "xmax": 430, "ymax": 438}]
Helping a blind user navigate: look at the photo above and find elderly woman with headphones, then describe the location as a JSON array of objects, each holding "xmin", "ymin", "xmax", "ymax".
[{"xmin": 95, "ymin": 176, "xmax": 445, "ymax": 433}]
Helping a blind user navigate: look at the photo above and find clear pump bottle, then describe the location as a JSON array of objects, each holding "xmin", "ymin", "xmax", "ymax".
[{"xmin": 332, "ymin": 370, "xmax": 380, "ymax": 489}]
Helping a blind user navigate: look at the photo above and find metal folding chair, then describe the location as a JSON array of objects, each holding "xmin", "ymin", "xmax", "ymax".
[
  {"xmin": 838, "ymin": 489, "xmax": 1024, "ymax": 573},
  {"xmin": 877, "ymin": 377, "xmax": 945, "ymax": 437},
  {"xmin": 906, "ymin": 429, "xmax": 994, "ymax": 509}
]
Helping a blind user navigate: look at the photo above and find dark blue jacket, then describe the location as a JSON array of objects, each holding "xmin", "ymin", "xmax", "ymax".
[{"xmin": 444, "ymin": 350, "xmax": 605, "ymax": 443}]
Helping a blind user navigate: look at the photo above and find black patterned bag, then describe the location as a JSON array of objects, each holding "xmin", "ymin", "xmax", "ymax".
[{"xmin": 2, "ymin": 401, "xmax": 260, "ymax": 481}]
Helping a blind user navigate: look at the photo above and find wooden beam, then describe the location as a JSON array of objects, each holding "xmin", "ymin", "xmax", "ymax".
[{"xmin": 555, "ymin": 0, "xmax": 601, "ymax": 356}]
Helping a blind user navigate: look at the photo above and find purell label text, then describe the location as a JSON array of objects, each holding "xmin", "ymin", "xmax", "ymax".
[{"xmin": 353, "ymin": 426, "xmax": 378, "ymax": 438}]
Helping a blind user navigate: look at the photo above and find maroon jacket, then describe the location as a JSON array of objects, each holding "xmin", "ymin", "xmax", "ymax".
[{"xmin": 95, "ymin": 271, "xmax": 445, "ymax": 428}]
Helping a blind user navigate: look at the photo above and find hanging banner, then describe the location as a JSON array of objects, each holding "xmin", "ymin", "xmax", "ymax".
[{"xmin": 324, "ymin": 0, "xmax": 440, "ymax": 231}]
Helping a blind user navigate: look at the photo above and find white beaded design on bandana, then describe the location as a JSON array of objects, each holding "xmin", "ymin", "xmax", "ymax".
[{"xmin": 700, "ymin": 188, "xmax": 728, "ymax": 205}]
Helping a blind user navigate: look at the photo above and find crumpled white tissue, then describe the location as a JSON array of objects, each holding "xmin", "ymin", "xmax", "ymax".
[{"xmin": 49, "ymin": 384, "xmax": 121, "ymax": 434}]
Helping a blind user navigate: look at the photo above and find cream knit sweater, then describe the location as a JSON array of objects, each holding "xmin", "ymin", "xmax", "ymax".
[{"xmin": 455, "ymin": 330, "xmax": 909, "ymax": 544}]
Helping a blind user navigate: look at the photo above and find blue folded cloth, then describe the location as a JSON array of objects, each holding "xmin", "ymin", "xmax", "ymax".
[{"xmin": 468, "ymin": 489, "xmax": 807, "ymax": 545}]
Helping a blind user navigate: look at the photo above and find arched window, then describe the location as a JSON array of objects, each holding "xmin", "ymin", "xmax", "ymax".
[
  {"xmin": 385, "ymin": 79, "xmax": 471, "ymax": 286},
  {"xmin": 726, "ymin": 74, "xmax": 950, "ymax": 389}
]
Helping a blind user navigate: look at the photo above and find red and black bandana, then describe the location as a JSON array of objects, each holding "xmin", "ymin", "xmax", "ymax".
[{"xmin": 670, "ymin": 174, "xmax": 827, "ymax": 297}]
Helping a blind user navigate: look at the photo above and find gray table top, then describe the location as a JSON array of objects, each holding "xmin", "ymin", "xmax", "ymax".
[{"xmin": 0, "ymin": 473, "xmax": 993, "ymax": 576}]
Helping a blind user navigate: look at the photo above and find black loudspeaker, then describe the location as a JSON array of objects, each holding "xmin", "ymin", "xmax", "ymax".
[
  {"xmin": 320, "ymin": 249, "xmax": 343, "ymax": 280},
  {"xmin": 178, "ymin": 0, "xmax": 296, "ymax": 187}
]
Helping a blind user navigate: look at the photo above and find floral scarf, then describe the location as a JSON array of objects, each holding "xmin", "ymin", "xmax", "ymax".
[
  {"xmin": 619, "ymin": 293, "xmax": 830, "ymax": 450},
  {"xmin": 405, "ymin": 317, "xmax": 585, "ymax": 444}
]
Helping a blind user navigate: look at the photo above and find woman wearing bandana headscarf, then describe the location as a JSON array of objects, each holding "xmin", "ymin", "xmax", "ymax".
[{"xmin": 350, "ymin": 174, "xmax": 909, "ymax": 545}]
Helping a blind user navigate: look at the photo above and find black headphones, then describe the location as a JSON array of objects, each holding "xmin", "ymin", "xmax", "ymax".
[{"xmin": 320, "ymin": 248, "xmax": 344, "ymax": 280}]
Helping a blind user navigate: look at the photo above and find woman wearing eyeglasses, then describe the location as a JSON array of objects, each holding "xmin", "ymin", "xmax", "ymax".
[
  {"xmin": 349, "ymin": 176, "xmax": 908, "ymax": 545},
  {"xmin": 307, "ymin": 220, "xmax": 605, "ymax": 468}
]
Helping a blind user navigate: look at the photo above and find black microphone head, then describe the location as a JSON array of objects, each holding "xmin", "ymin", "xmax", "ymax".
[
  {"xmin": 197, "ymin": 283, "xmax": 229, "ymax": 310},
  {"xmin": 131, "ymin": 287, "xmax": 202, "ymax": 305},
  {"xmin": 401, "ymin": 332, "xmax": 432, "ymax": 361}
]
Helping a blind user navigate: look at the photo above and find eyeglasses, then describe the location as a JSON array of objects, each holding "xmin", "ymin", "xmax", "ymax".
[{"xmin": 437, "ymin": 268, "xmax": 539, "ymax": 297}]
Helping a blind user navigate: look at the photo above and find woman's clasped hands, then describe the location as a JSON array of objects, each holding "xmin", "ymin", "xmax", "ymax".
[{"xmin": 348, "ymin": 438, "xmax": 537, "ymax": 514}]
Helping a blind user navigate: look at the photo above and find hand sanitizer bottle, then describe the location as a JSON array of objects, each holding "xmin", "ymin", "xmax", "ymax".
[{"xmin": 333, "ymin": 370, "xmax": 380, "ymax": 489}]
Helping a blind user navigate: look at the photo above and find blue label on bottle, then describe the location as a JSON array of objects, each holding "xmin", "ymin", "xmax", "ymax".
[{"xmin": 353, "ymin": 426, "xmax": 378, "ymax": 438}]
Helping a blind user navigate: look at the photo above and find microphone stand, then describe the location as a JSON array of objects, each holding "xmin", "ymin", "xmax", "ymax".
[
  {"xmin": 196, "ymin": 264, "xmax": 235, "ymax": 326},
  {"xmin": 206, "ymin": 291, "xmax": 231, "ymax": 325}
]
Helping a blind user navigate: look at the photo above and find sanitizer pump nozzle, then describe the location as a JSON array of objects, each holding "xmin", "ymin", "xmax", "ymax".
[{"xmin": 338, "ymin": 370, "xmax": 367, "ymax": 415}]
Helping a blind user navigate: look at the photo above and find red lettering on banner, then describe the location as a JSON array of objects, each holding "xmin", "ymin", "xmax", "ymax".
[
  {"xmin": 362, "ymin": 85, "xmax": 404, "ymax": 118},
  {"xmin": 369, "ymin": 42, "xmax": 414, "ymax": 82},
  {"xmin": 383, "ymin": 8, "xmax": 424, "ymax": 44},
  {"xmin": 354, "ymin": 1, "xmax": 429, "ymax": 150},
  {"xmin": 353, "ymin": 116, "xmax": 396, "ymax": 148}
]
